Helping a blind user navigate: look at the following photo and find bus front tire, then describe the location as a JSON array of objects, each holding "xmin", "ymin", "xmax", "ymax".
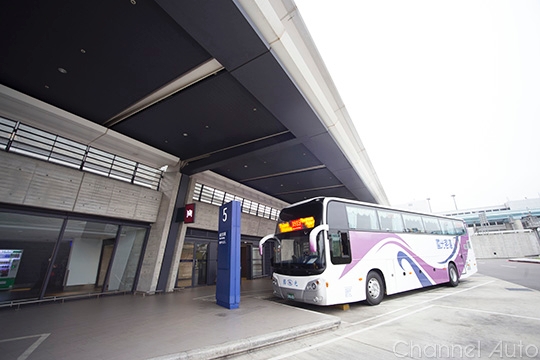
[
  {"xmin": 448, "ymin": 263, "xmax": 459, "ymax": 287},
  {"xmin": 365, "ymin": 271, "xmax": 384, "ymax": 306}
]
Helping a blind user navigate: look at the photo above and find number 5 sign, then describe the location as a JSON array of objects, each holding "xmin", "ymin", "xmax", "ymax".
[{"xmin": 216, "ymin": 200, "xmax": 241, "ymax": 309}]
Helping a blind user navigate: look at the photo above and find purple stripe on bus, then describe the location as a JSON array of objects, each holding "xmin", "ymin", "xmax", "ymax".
[{"xmin": 340, "ymin": 231, "xmax": 464, "ymax": 284}]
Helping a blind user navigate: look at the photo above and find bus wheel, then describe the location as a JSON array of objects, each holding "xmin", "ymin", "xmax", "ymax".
[
  {"xmin": 448, "ymin": 263, "xmax": 459, "ymax": 287},
  {"xmin": 366, "ymin": 271, "xmax": 384, "ymax": 306}
]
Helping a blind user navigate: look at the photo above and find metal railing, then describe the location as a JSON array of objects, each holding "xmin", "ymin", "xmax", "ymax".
[{"xmin": 0, "ymin": 117, "xmax": 163, "ymax": 190}]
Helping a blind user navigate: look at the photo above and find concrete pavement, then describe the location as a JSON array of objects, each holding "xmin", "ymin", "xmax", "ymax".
[
  {"xmin": 0, "ymin": 279, "xmax": 339, "ymax": 360},
  {"xmin": 1, "ymin": 262, "xmax": 539, "ymax": 360}
]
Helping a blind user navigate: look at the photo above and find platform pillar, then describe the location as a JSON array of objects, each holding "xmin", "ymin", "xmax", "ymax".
[{"xmin": 216, "ymin": 201, "xmax": 241, "ymax": 309}]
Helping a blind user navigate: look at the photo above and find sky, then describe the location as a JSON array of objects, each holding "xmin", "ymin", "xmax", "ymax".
[{"xmin": 294, "ymin": 0, "xmax": 540, "ymax": 213}]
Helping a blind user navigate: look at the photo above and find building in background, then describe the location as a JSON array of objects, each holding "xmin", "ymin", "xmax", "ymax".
[{"xmin": 443, "ymin": 198, "xmax": 540, "ymax": 259}]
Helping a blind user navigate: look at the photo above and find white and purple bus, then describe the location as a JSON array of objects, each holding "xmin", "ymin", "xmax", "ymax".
[{"xmin": 259, "ymin": 197, "xmax": 477, "ymax": 306}]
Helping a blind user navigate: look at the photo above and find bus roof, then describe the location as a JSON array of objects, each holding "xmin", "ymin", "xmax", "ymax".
[{"xmin": 281, "ymin": 197, "xmax": 466, "ymax": 222}]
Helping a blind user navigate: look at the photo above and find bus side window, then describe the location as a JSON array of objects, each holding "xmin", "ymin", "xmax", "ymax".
[
  {"xmin": 453, "ymin": 221, "xmax": 466, "ymax": 235},
  {"xmin": 422, "ymin": 216, "xmax": 442, "ymax": 234},
  {"xmin": 329, "ymin": 231, "xmax": 352, "ymax": 265}
]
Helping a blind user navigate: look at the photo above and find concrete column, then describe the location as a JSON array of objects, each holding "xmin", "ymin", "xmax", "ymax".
[
  {"xmin": 164, "ymin": 224, "xmax": 187, "ymax": 291},
  {"xmin": 136, "ymin": 164, "xmax": 182, "ymax": 293}
]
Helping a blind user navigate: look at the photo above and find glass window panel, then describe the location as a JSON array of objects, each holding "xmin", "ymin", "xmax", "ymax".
[
  {"xmin": 403, "ymin": 213, "xmax": 425, "ymax": 233},
  {"xmin": 212, "ymin": 190, "xmax": 225, "ymax": 206},
  {"xmin": 250, "ymin": 202, "xmax": 258, "ymax": 215},
  {"xmin": 224, "ymin": 193, "xmax": 235, "ymax": 204},
  {"xmin": 234, "ymin": 195, "xmax": 244, "ymax": 204},
  {"xmin": 439, "ymin": 219, "xmax": 456, "ymax": 235},
  {"xmin": 345, "ymin": 205, "xmax": 379, "ymax": 230},
  {"xmin": 45, "ymin": 220, "xmax": 119, "ymax": 298},
  {"xmin": 242, "ymin": 199, "xmax": 251, "ymax": 213},
  {"xmin": 377, "ymin": 210, "xmax": 405, "ymax": 232},
  {"xmin": 453, "ymin": 220, "xmax": 466, "ymax": 235},
  {"xmin": 193, "ymin": 183, "xmax": 203, "ymax": 201},
  {"xmin": 252, "ymin": 246, "xmax": 263, "ymax": 278},
  {"xmin": 106, "ymin": 226, "xmax": 147, "ymax": 292},
  {"xmin": 0, "ymin": 212, "xmax": 64, "ymax": 304},
  {"xmin": 423, "ymin": 217, "xmax": 442, "ymax": 234},
  {"xmin": 200, "ymin": 185, "xmax": 214, "ymax": 204}
]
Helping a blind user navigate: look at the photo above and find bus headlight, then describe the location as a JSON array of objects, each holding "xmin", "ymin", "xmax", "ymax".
[
  {"xmin": 272, "ymin": 276, "xmax": 278, "ymax": 286},
  {"xmin": 305, "ymin": 280, "xmax": 320, "ymax": 291}
]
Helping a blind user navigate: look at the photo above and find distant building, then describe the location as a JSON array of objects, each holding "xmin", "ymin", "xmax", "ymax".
[{"xmin": 443, "ymin": 197, "xmax": 540, "ymax": 234}]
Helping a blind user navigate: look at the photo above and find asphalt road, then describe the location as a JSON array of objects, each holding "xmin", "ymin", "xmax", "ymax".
[
  {"xmin": 232, "ymin": 274, "xmax": 540, "ymax": 360},
  {"xmin": 477, "ymin": 258, "xmax": 540, "ymax": 291}
]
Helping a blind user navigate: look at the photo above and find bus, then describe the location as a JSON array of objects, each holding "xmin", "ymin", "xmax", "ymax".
[{"xmin": 258, "ymin": 197, "xmax": 477, "ymax": 306}]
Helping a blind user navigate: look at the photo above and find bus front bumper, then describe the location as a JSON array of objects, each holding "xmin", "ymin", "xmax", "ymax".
[{"xmin": 272, "ymin": 275, "xmax": 326, "ymax": 305}]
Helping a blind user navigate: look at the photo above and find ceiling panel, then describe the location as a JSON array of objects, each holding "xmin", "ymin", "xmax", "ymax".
[
  {"xmin": 212, "ymin": 143, "xmax": 323, "ymax": 181},
  {"xmin": 244, "ymin": 168, "xmax": 342, "ymax": 197},
  {"xmin": 281, "ymin": 186, "xmax": 356, "ymax": 204},
  {"xmin": 112, "ymin": 72, "xmax": 288, "ymax": 160},
  {"xmin": 0, "ymin": 0, "xmax": 382, "ymax": 207},
  {"xmin": 0, "ymin": 0, "xmax": 211, "ymax": 123}
]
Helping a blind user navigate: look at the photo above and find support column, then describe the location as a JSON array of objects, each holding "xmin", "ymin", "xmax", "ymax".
[{"xmin": 136, "ymin": 164, "xmax": 182, "ymax": 294}]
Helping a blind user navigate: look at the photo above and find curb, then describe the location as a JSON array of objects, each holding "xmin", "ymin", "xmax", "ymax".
[
  {"xmin": 508, "ymin": 258, "xmax": 540, "ymax": 264},
  {"xmin": 148, "ymin": 317, "xmax": 341, "ymax": 360}
]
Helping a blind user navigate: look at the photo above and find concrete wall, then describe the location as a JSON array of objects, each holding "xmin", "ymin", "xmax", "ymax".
[
  {"xmin": 470, "ymin": 230, "xmax": 540, "ymax": 259},
  {"xmin": 187, "ymin": 201, "xmax": 277, "ymax": 238},
  {"xmin": 0, "ymin": 151, "xmax": 162, "ymax": 222},
  {"xmin": 165, "ymin": 173, "xmax": 282, "ymax": 292}
]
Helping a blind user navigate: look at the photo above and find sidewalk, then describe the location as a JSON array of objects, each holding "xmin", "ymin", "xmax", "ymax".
[{"xmin": 0, "ymin": 279, "xmax": 340, "ymax": 360}]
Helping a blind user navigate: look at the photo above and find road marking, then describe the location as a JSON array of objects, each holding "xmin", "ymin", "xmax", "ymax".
[
  {"xmin": 269, "ymin": 305, "xmax": 435, "ymax": 360},
  {"xmin": 501, "ymin": 265, "xmax": 517, "ymax": 268},
  {"xmin": 436, "ymin": 305, "xmax": 540, "ymax": 322},
  {"xmin": 269, "ymin": 280, "xmax": 495, "ymax": 360},
  {"xmin": 0, "ymin": 333, "xmax": 50, "ymax": 360},
  {"xmin": 349, "ymin": 280, "xmax": 495, "ymax": 326}
]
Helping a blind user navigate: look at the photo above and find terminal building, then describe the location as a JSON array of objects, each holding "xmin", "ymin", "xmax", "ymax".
[
  {"xmin": 444, "ymin": 197, "xmax": 540, "ymax": 233},
  {"xmin": 0, "ymin": 1, "xmax": 388, "ymax": 305},
  {"xmin": 442, "ymin": 198, "xmax": 540, "ymax": 259}
]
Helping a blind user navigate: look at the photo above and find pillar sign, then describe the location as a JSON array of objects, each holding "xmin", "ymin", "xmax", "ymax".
[{"xmin": 216, "ymin": 201, "xmax": 241, "ymax": 309}]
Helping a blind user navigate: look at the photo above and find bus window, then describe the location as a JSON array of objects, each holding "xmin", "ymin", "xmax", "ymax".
[
  {"xmin": 453, "ymin": 221, "xmax": 466, "ymax": 235},
  {"xmin": 439, "ymin": 219, "xmax": 456, "ymax": 235},
  {"xmin": 327, "ymin": 201, "xmax": 349, "ymax": 229},
  {"xmin": 422, "ymin": 216, "xmax": 442, "ymax": 234},
  {"xmin": 402, "ymin": 213, "xmax": 425, "ymax": 233},
  {"xmin": 329, "ymin": 231, "xmax": 351, "ymax": 265},
  {"xmin": 377, "ymin": 210, "xmax": 405, "ymax": 232},
  {"xmin": 345, "ymin": 205, "xmax": 379, "ymax": 231}
]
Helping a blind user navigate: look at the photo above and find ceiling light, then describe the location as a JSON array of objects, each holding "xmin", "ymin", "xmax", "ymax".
[
  {"xmin": 58, "ymin": 68, "xmax": 67, "ymax": 74},
  {"xmin": 80, "ymin": 49, "xmax": 86, "ymax": 54},
  {"xmin": 183, "ymin": 133, "xmax": 188, "ymax": 137}
]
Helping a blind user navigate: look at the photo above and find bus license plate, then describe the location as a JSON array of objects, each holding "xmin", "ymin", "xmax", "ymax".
[{"xmin": 287, "ymin": 293, "xmax": 295, "ymax": 300}]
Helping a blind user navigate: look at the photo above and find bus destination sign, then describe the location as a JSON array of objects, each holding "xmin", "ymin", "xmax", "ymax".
[{"xmin": 278, "ymin": 216, "xmax": 315, "ymax": 233}]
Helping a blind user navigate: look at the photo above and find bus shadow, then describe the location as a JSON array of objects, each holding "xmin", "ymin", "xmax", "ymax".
[{"xmin": 263, "ymin": 281, "xmax": 462, "ymax": 316}]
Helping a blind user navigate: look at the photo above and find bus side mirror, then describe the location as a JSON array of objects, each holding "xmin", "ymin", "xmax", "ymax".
[
  {"xmin": 309, "ymin": 224, "xmax": 329, "ymax": 253},
  {"xmin": 259, "ymin": 234, "xmax": 277, "ymax": 256}
]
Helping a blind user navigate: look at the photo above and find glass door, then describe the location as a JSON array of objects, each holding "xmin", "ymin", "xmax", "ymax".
[
  {"xmin": 193, "ymin": 243, "xmax": 208, "ymax": 286},
  {"xmin": 176, "ymin": 241, "xmax": 208, "ymax": 288},
  {"xmin": 177, "ymin": 242, "xmax": 194, "ymax": 287}
]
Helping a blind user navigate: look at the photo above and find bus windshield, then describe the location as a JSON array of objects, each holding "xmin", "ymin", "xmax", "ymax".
[{"xmin": 272, "ymin": 199, "xmax": 325, "ymax": 276}]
